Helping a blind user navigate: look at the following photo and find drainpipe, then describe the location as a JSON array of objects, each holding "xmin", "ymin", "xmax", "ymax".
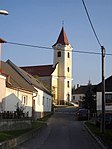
[{"xmin": 32, "ymin": 91, "xmax": 38, "ymax": 120}]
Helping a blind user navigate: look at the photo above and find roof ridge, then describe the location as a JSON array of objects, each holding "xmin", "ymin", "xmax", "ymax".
[{"xmin": 6, "ymin": 59, "xmax": 32, "ymax": 85}]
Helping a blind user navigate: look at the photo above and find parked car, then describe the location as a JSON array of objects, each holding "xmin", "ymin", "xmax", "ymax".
[
  {"xmin": 69, "ymin": 102, "xmax": 79, "ymax": 108},
  {"xmin": 96, "ymin": 113, "xmax": 112, "ymax": 128},
  {"xmin": 76, "ymin": 108, "xmax": 89, "ymax": 121}
]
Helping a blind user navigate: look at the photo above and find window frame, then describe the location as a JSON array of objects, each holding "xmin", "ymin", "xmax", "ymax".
[
  {"xmin": 57, "ymin": 51, "xmax": 61, "ymax": 57},
  {"xmin": 67, "ymin": 81, "xmax": 69, "ymax": 88},
  {"xmin": 67, "ymin": 52, "xmax": 70, "ymax": 58},
  {"xmin": 22, "ymin": 95, "xmax": 28, "ymax": 105},
  {"xmin": 105, "ymin": 93, "xmax": 112, "ymax": 105}
]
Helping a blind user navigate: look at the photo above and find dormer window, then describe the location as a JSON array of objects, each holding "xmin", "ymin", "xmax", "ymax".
[{"xmin": 57, "ymin": 51, "xmax": 61, "ymax": 57}]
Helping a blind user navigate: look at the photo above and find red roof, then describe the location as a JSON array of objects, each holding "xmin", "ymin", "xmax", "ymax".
[
  {"xmin": 21, "ymin": 65, "xmax": 55, "ymax": 77},
  {"xmin": 53, "ymin": 27, "xmax": 69, "ymax": 46},
  {"xmin": 0, "ymin": 38, "xmax": 6, "ymax": 43}
]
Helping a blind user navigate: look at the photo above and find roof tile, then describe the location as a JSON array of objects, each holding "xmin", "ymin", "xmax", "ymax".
[{"xmin": 21, "ymin": 65, "xmax": 54, "ymax": 77}]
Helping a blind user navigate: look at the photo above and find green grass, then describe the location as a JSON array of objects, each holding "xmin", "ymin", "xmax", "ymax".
[
  {"xmin": 0, "ymin": 129, "xmax": 31, "ymax": 142},
  {"xmin": 85, "ymin": 122, "xmax": 112, "ymax": 149},
  {"xmin": 0, "ymin": 113, "xmax": 53, "ymax": 143}
]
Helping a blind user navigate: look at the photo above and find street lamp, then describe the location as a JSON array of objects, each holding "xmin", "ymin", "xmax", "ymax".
[{"xmin": 0, "ymin": 10, "xmax": 8, "ymax": 15}]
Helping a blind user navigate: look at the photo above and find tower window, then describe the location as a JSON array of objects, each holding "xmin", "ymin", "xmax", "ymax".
[
  {"xmin": 67, "ymin": 81, "xmax": 69, "ymax": 88},
  {"xmin": 67, "ymin": 52, "xmax": 70, "ymax": 58},
  {"xmin": 57, "ymin": 51, "xmax": 61, "ymax": 57},
  {"xmin": 67, "ymin": 67, "xmax": 69, "ymax": 72}
]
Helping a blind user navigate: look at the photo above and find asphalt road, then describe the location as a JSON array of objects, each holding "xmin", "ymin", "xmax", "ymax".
[{"xmin": 14, "ymin": 111, "xmax": 103, "ymax": 149}]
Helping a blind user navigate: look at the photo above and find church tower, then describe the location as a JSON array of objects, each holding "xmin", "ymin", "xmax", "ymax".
[{"xmin": 52, "ymin": 27, "xmax": 73, "ymax": 104}]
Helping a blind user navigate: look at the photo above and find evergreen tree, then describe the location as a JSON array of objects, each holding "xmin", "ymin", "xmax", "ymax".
[{"xmin": 83, "ymin": 81, "xmax": 96, "ymax": 117}]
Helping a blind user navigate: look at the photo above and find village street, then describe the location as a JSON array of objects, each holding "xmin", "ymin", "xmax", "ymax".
[{"xmin": 14, "ymin": 108, "xmax": 103, "ymax": 149}]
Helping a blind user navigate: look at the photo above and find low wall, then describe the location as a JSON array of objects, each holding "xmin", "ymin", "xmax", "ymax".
[
  {"xmin": 0, "ymin": 123, "xmax": 47, "ymax": 149},
  {"xmin": 34, "ymin": 112, "xmax": 51, "ymax": 119},
  {"xmin": 0, "ymin": 119, "xmax": 32, "ymax": 131}
]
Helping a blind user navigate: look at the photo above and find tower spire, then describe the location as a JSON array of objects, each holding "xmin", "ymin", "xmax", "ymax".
[
  {"xmin": 62, "ymin": 20, "xmax": 64, "ymax": 28},
  {"xmin": 53, "ymin": 27, "xmax": 69, "ymax": 46}
]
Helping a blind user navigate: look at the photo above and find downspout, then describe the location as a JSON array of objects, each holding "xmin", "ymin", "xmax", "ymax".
[{"xmin": 32, "ymin": 91, "xmax": 38, "ymax": 120}]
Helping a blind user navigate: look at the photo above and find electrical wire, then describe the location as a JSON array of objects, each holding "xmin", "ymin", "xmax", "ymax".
[
  {"xmin": 81, "ymin": 0, "xmax": 102, "ymax": 47},
  {"xmin": 7, "ymin": 41, "xmax": 52, "ymax": 50},
  {"xmin": 5, "ymin": 41, "xmax": 112, "ymax": 56}
]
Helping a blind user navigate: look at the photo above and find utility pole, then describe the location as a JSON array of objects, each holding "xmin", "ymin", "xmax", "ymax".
[{"xmin": 101, "ymin": 46, "xmax": 105, "ymax": 133}]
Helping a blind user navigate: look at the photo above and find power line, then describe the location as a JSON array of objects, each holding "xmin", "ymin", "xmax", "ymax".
[
  {"xmin": 5, "ymin": 41, "xmax": 112, "ymax": 56},
  {"xmin": 81, "ymin": 0, "xmax": 102, "ymax": 47},
  {"xmin": 6, "ymin": 41, "xmax": 52, "ymax": 50}
]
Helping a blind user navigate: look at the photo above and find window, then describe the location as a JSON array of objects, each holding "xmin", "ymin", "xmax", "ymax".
[
  {"xmin": 105, "ymin": 94, "xmax": 112, "ymax": 105},
  {"xmin": 22, "ymin": 95, "xmax": 28, "ymax": 105},
  {"xmin": 67, "ymin": 81, "xmax": 69, "ymax": 88},
  {"xmin": 73, "ymin": 96, "xmax": 75, "ymax": 100},
  {"xmin": 57, "ymin": 51, "xmax": 61, "ymax": 57},
  {"xmin": 67, "ymin": 93, "xmax": 70, "ymax": 102},
  {"xmin": 67, "ymin": 67, "xmax": 69, "ymax": 72},
  {"xmin": 80, "ymin": 96, "xmax": 82, "ymax": 100},
  {"xmin": 47, "ymin": 98, "xmax": 49, "ymax": 106},
  {"xmin": 68, "ymin": 52, "xmax": 70, "ymax": 58},
  {"xmin": 49, "ymin": 99, "xmax": 51, "ymax": 107}
]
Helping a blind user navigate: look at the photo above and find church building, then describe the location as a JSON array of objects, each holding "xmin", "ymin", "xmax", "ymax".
[{"xmin": 21, "ymin": 27, "xmax": 73, "ymax": 105}]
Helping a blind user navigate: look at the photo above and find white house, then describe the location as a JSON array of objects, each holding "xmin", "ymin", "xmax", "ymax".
[
  {"xmin": 72, "ymin": 84, "xmax": 96, "ymax": 101},
  {"xmin": 0, "ymin": 71, "xmax": 7, "ymax": 111},
  {"xmin": 96, "ymin": 75, "xmax": 112, "ymax": 114},
  {"xmin": 0, "ymin": 60, "xmax": 52, "ymax": 119}
]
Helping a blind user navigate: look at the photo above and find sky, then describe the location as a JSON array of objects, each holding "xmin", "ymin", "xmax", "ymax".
[{"xmin": 0, "ymin": 0, "xmax": 112, "ymax": 87}]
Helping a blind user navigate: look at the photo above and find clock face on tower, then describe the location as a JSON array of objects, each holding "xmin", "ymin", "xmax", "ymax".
[{"xmin": 57, "ymin": 44, "xmax": 61, "ymax": 50}]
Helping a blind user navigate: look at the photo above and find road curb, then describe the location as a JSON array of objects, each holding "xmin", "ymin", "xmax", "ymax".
[
  {"xmin": 83, "ymin": 122, "xmax": 108, "ymax": 149},
  {"xmin": 0, "ymin": 123, "xmax": 47, "ymax": 149}
]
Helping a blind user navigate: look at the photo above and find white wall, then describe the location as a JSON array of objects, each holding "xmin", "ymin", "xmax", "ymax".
[
  {"xmin": 72, "ymin": 94, "xmax": 85, "ymax": 101},
  {"xmin": 97, "ymin": 92, "xmax": 112, "ymax": 112},
  {"xmin": 0, "ymin": 74, "xmax": 6, "ymax": 102},
  {"xmin": 33, "ymin": 87, "xmax": 52, "ymax": 113},
  {"xmin": 4, "ymin": 88, "xmax": 32, "ymax": 117},
  {"xmin": 0, "ymin": 74, "xmax": 6, "ymax": 111},
  {"xmin": 33, "ymin": 87, "xmax": 52, "ymax": 119}
]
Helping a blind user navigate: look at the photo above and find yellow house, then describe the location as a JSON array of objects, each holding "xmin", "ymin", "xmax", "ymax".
[{"xmin": 21, "ymin": 27, "xmax": 73, "ymax": 105}]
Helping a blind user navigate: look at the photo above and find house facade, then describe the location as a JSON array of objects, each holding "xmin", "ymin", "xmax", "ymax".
[
  {"xmin": 72, "ymin": 76, "xmax": 112, "ymax": 114},
  {"xmin": 96, "ymin": 75, "xmax": 112, "ymax": 114},
  {"xmin": 0, "ymin": 72, "xmax": 7, "ymax": 111},
  {"xmin": 72, "ymin": 86, "xmax": 87, "ymax": 102},
  {"xmin": 0, "ymin": 60, "xmax": 52, "ymax": 119},
  {"xmin": 21, "ymin": 27, "xmax": 73, "ymax": 105}
]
